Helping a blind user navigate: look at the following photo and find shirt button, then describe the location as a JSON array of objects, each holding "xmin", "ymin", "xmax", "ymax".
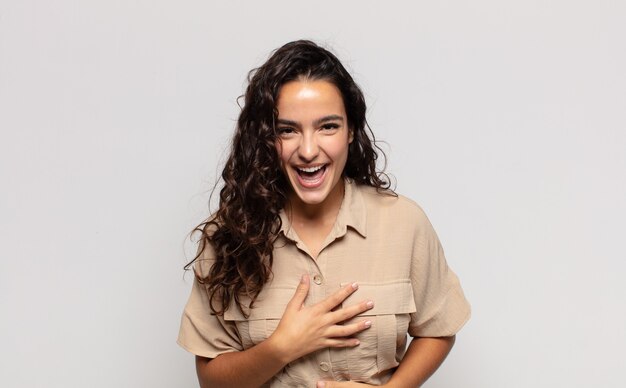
[
  {"xmin": 313, "ymin": 275, "xmax": 323, "ymax": 285},
  {"xmin": 319, "ymin": 362, "xmax": 330, "ymax": 372}
]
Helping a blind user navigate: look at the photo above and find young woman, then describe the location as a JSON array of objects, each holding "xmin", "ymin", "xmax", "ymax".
[{"xmin": 178, "ymin": 40, "xmax": 471, "ymax": 388}]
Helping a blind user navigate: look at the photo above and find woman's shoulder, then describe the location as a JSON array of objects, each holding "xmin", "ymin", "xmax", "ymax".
[
  {"xmin": 359, "ymin": 185, "xmax": 426, "ymax": 218},
  {"xmin": 354, "ymin": 187, "xmax": 432, "ymax": 238}
]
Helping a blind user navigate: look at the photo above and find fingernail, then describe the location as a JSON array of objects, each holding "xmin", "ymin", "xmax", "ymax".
[
  {"xmin": 301, "ymin": 274, "xmax": 307, "ymax": 283},
  {"xmin": 366, "ymin": 300, "xmax": 374, "ymax": 308},
  {"xmin": 364, "ymin": 320, "xmax": 372, "ymax": 328},
  {"xmin": 351, "ymin": 282, "xmax": 358, "ymax": 290},
  {"xmin": 317, "ymin": 382, "xmax": 326, "ymax": 388}
]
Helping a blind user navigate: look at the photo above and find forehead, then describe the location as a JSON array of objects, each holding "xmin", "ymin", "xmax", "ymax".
[{"xmin": 276, "ymin": 80, "xmax": 346, "ymax": 119}]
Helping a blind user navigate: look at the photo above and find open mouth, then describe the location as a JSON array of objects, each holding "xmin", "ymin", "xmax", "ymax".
[{"xmin": 295, "ymin": 164, "xmax": 327, "ymax": 187}]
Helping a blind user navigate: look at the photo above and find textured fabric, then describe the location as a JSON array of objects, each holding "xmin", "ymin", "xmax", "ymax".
[{"xmin": 177, "ymin": 179, "xmax": 471, "ymax": 386}]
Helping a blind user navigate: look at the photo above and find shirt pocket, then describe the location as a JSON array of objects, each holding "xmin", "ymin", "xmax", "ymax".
[
  {"xmin": 338, "ymin": 279, "xmax": 417, "ymax": 382},
  {"xmin": 223, "ymin": 286, "xmax": 294, "ymax": 347}
]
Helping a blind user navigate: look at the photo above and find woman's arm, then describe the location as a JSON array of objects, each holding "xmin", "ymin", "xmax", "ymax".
[
  {"xmin": 318, "ymin": 335, "xmax": 455, "ymax": 388},
  {"xmin": 385, "ymin": 335, "xmax": 456, "ymax": 387},
  {"xmin": 195, "ymin": 275, "xmax": 374, "ymax": 388},
  {"xmin": 195, "ymin": 339, "xmax": 285, "ymax": 388}
]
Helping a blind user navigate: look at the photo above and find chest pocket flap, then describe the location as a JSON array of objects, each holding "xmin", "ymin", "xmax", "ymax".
[
  {"xmin": 340, "ymin": 279, "xmax": 417, "ymax": 315},
  {"xmin": 223, "ymin": 286, "xmax": 295, "ymax": 321}
]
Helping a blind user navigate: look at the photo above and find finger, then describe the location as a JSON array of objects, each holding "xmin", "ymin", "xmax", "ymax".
[
  {"xmin": 327, "ymin": 300, "xmax": 374, "ymax": 323},
  {"xmin": 325, "ymin": 319, "xmax": 372, "ymax": 338},
  {"xmin": 323, "ymin": 336, "xmax": 362, "ymax": 348},
  {"xmin": 317, "ymin": 282, "xmax": 358, "ymax": 312},
  {"xmin": 285, "ymin": 274, "xmax": 310, "ymax": 311}
]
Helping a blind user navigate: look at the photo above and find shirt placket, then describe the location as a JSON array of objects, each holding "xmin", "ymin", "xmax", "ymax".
[
  {"xmin": 321, "ymin": 241, "xmax": 351, "ymax": 380},
  {"xmin": 311, "ymin": 248, "xmax": 338, "ymax": 379}
]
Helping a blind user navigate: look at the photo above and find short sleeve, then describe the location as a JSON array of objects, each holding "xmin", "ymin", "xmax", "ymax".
[
  {"xmin": 407, "ymin": 207, "xmax": 471, "ymax": 338},
  {"xmin": 177, "ymin": 240, "xmax": 243, "ymax": 358}
]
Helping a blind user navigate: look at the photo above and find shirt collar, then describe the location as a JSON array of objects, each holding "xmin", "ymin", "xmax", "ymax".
[{"xmin": 279, "ymin": 178, "xmax": 368, "ymax": 242}]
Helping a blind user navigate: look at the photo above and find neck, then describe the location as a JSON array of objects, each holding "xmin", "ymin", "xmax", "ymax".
[{"xmin": 286, "ymin": 179, "xmax": 345, "ymax": 223}]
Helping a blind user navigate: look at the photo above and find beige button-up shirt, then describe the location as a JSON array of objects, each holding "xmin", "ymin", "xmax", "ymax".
[{"xmin": 178, "ymin": 179, "xmax": 471, "ymax": 386}]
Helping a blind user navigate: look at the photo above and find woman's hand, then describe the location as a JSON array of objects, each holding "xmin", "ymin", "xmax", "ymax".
[{"xmin": 267, "ymin": 274, "xmax": 374, "ymax": 364}]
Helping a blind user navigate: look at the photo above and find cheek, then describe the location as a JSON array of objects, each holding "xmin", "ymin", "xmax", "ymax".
[{"xmin": 326, "ymin": 140, "xmax": 351, "ymax": 161}]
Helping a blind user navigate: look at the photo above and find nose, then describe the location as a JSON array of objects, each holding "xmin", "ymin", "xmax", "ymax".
[{"xmin": 297, "ymin": 131, "xmax": 319, "ymax": 162}]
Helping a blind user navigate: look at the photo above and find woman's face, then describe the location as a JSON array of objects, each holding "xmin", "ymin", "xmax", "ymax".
[{"xmin": 275, "ymin": 79, "xmax": 353, "ymax": 209}]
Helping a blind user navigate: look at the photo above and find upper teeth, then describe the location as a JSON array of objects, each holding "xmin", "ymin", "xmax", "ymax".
[{"xmin": 298, "ymin": 165, "xmax": 324, "ymax": 173}]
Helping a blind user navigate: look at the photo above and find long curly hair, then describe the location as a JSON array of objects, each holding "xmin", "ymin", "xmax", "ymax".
[{"xmin": 185, "ymin": 40, "xmax": 392, "ymax": 316}]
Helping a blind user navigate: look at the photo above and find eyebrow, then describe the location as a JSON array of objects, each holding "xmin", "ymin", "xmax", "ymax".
[{"xmin": 276, "ymin": 114, "xmax": 345, "ymax": 127}]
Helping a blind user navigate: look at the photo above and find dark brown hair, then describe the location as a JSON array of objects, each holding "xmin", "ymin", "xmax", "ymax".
[{"xmin": 185, "ymin": 40, "xmax": 392, "ymax": 316}]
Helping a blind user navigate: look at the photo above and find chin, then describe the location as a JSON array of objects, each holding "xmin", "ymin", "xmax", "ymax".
[{"xmin": 291, "ymin": 189, "xmax": 330, "ymax": 205}]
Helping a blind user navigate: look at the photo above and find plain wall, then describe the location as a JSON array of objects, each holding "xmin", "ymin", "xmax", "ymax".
[{"xmin": 1, "ymin": 1, "xmax": 625, "ymax": 387}]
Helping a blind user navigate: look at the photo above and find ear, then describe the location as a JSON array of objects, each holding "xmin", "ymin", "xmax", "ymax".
[{"xmin": 348, "ymin": 128, "xmax": 354, "ymax": 144}]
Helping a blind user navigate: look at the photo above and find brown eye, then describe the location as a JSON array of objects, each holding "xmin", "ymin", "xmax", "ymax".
[{"xmin": 321, "ymin": 123, "xmax": 340, "ymax": 130}]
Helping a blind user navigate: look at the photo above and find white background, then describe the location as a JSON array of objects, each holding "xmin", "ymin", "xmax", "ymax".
[{"xmin": 1, "ymin": 1, "xmax": 625, "ymax": 387}]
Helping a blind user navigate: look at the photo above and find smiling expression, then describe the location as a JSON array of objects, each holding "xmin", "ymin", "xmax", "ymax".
[{"xmin": 275, "ymin": 79, "xmax": 353, "ymax": 210}]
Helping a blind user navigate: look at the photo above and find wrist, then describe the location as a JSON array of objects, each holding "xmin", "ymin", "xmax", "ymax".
[{"xmin": 264, "ymin": 333, "xmax": 293, "ymax": 365}]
